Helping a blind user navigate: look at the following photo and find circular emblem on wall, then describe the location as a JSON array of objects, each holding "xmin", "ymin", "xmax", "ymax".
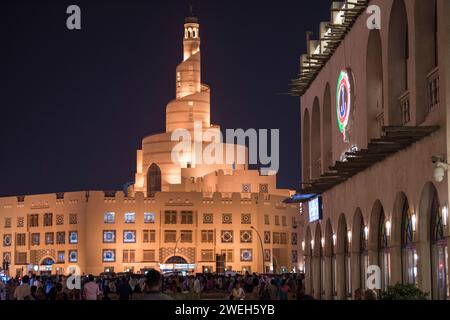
[
  {"xmin": 336, "ymin": 69, "xmax": 353, "ymax": 141},
  {"xmin": 203, "ymin": 213, "xmax": 213, "ymax": 224},
  {"xmin": 222, "ymin": 214, "xmax": 232, "ymax": 224},
  {"xmin": 221, "ymin": 231, "xmax": 233, "ymax": 243},
  {"xmin": 240, "ymin": 231, "xmax": 252, "ymax": 243},
  {"xmin": 3, "ymin": 253, "xmax": 11, "ymax": 262},
  {"xmin": 3, "ymin": 235, "xmax": 12, "ymax": 246},
  {"xmin": 242, "ymin": 184, "xmax": 251, "ymax": 193},
  {"xmin": 264, "ymin": 231, "xmax": 271, "ymax": 244},
  {"xmin": 240, "ymin": 249, "xmax": 252, "ymax": 262},
  {"xmin": 69, "ymin": 251, "xmax": 77, "ymax": 262},
  {"xmin": 241, "ymin": 214, "xmax": 251, "ymax": 224}
]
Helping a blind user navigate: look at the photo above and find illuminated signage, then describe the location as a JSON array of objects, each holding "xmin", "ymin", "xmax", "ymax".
[
  {"xmin": 159, "ymin": 264, "xmax": 195, "ymax": 270},
  {"xmin": 336, "ymin": 70, "xmax": 353, "ymax": 141},
  {"xmin": 308, "ymin": 196, "xmax": 323, "ymax": 223}
]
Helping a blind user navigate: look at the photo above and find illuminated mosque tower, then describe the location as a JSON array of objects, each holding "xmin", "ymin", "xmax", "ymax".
[{"xmin": 132, "ymin": 4, "xmax": 247, "ymax": 195}]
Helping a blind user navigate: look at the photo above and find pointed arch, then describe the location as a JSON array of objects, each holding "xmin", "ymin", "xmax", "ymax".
[
  {"xmin": 311, "ymin": 98, "xmax": 321, "ymax": 179},
  {"xmin": 352, "ymin": 208, "xmax": 367, "ymax": 291},
  {"xmin": 302, "ymin": 109, "xmax": 311, "ymax": 182},
  {"xmin": 337, "ymin": 213, "xmax": 350, "ymax": 299},
  {"xmin": 325, "ymin": 219, "xmax": 336, "ymax": 299},
  {"xmin": 313, "ymin": 223, "xmax": 323, "ymax": 299},
  {"xmin": 393, "ymin": 192, "xmax": 416, "ymax": 287},
  {"xmin": 388, "ymin": 0, "xmax": 409, "ymax": 125},
  {"xmin": 419, "ymin": 182, "xmax": 447, "ymax": 299},
  {"xmin": 415, "ymin": 0, "xmax": 438, "ymax": 123},
  {"xmin": 366, "ymin": 29, "xmax": 384, "ymax": 141},
  {"xmin": 322, "ymin": 83, "xmax": 332, "ymax": 171},
  {"xmin": 147, "ymin": 163, "xmax": 162, "ymax": 195},
  {"xmin": 304, "ymin": 226, "xmax": 313, "ymax": 295},
  {"xmin": 368, "ymin": 200, "xmax": 390, "ymax": 291}
]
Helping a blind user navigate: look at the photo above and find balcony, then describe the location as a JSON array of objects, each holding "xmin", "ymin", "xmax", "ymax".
[
  {"xmin": 398, "ymin": 91, "xmax": 410, "ymax": 126},
  {"xmin": 376, "ymin": 111, "xmax": 385, "ymax": 137},
  {"xmin": 427, "ymin": 67, "xmax": 439, "ymax": 113}
]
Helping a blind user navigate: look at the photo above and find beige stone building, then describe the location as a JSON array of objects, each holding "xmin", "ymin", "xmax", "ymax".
[
  {"xmin": 293, "ymin": 0, "xmax": 450, "ymax": 300},
  {"xmin": 0, "ymin": 11, "xmax": 299, "ymax": 277}
]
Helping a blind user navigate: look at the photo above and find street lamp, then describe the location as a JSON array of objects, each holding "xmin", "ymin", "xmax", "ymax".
[
  {"xmin": 250, "ymin": 226, "xmax": 265, "ymax": 274},
  {"xmin": 172, "ymin": 232, "xmax": 184, "ymax": 273}
]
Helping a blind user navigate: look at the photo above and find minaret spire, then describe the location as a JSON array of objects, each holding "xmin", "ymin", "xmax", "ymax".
[
  {"xmin": 188, "ymin": 0, "xmax": 193, "ymax": 17},
  {"xmin": 185, "ymin": 0, "xmax": 198, "ymax": 23}
]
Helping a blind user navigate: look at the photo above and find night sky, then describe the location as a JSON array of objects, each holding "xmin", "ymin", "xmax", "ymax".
[{"xmin": 1, "ymin": 0, "xmax": 331, "ymax": 196}]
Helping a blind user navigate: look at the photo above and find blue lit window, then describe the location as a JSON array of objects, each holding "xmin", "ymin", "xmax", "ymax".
[
  {"xmin": 69, "ymin": 250, "xmax": 78, "ymax": 262},
  {"xmin": 144, "ymin": 212, "xmax": 155, "ymax": 224},
  {"xmin": 104, "ymin": 212, "xmax": 115, "ymax": 224},
  {"xmin": 123, "ymin": 230, "xmax": 136, "ymax": 243},
  {"xmin": 57, "ymin": 251, "xmax": 65, "ymax": 263},
  {"xmin": 69, "ymin": 231, "xmax": 78, "ymax": 244},
  {"xmin": 103, "ymin": 250, "xmax": 116, "ymax": 262},
  {"xmin": 103, "ymin": 231, "xmax": 116, "ymax": 243},
  {"xmin": 125, "ymin": 212, "xmax": 136, "ymax": 224}
]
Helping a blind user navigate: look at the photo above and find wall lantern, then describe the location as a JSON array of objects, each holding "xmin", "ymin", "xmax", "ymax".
[
  {"xmin": 442, "ymin": 205, "xmax": 448, "ymax": 227},
  {"xmin": 332, "ymin": 234, "xmax": 337, "ymax": 247},
  {"xmin": 364, "ymin": 226, "xmax": 369, "ymax": 241},
  {"xmin": 301, "ymin": 241, "xmax": 305, "ymax": 252},
  {"xmin": 347, "ymin": 230, "xmax": 352, "ymax": 243},
  {"xmin": 321, "ymin": 237, "xmax": 325, "ymax": 248},
  {"xmin": 385, "ymin": 220, "xmax": 392, "ymax": 237},
  {"xmin": 411, "ymin": 213, "xmax": 417, "ymax": 232},
  {"xmin": 311, "ymin": 240, "xmax": 315, "ymax": 250}
]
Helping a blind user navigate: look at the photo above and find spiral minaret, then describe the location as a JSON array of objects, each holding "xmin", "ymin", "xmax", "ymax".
[{"xmin": 166, "ymin": 6, "xmax": 211, "ymax": 132}]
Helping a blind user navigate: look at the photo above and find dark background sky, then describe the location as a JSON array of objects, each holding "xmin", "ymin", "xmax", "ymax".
[{"xmin": 1, "ymin": 0, "xmax": 331, "ymax": 196}]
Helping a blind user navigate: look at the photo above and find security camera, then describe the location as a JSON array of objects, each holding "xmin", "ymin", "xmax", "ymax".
[
  {"xmin": 431, "ymin": 155, "xmax": 441, "ymax": 164},
  {"xmin": 432, "ymin": 156, "xmax": 449, "ymax": 183}
]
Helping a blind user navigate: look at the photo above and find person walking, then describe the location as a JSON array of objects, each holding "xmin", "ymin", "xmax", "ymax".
[
  {"xmin": 231, "ymin": 282, "xmax": 246, "ymax": 300},
  {"xmin": 142, "ymin": 270, "xmax": 173, "ymax": 300},
  {"xmin": 193, "ymin": 276, "xmax": 203, "ymax": 299},
  {"xmin": 13, "ymin": 275, "xmax": 31, "ymax": 300},
  {"xmin": 117, "ymin": 277, "xmax": 132, "ymax": 300},
  {"xmin": 83, "ymin": 275, "xmax": 101, "ymax": 300},
  {"xmin": 0, "ymin": 280, "xmax": 5, "ymax": 300}
]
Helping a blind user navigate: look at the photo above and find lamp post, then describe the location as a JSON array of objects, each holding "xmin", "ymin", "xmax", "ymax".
[
  {"xmin": 251, "ymin": 226, "xmax": 265, "ymax": 274},
  {"xmin": 172, "ymin": 232, "xmax": 184, "ymax": 273}
]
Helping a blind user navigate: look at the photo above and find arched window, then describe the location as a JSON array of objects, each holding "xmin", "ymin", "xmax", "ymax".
[
  {"xmin": 320, "ymin": 242, "xmax": 325, "ymax": 299},
  {"xmin": 166, "ymin": 256, "xmax": 188, "ymax": 264},
  {"xmin": 304, "ymin": 227, "xmax": 313, "ymax": 296},
  {"xmin": 147, "ymin": 164, "xmax": 162, "ymax": 196},
  {"xmin": 401, "ymin": 199, "xmax": 417, "ymax": 286},
  {"xmin": 379, "ymin": 209, "xmax": 390, "ymax": 291},
  {"xmin": 360, "ymin": 218, "xmax": 369, "ymax": 290},
  {"xmin": 313, "ymin": 225, "xmax": 323, "ymax": 299},
  {"xmin": 344, "ymin": 230, "xmax": 351, "ymax": 299},
  {"xmin": 338, "ymin": 214, "xmax": 351, "ymax": 299},
  {"xmin": 430, "ymin": 189, "xmax": 448, "ymax": 299},
  {"xmin": 331, "ymin": 237, "xmax": 337, "ymax": 299},
  {"xmin": 326, "ymin": 219, "xmax": 336, "ymax": 300}
]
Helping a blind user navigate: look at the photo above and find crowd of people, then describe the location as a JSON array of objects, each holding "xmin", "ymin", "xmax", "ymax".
[{"xmin": 0, "ymin": 270, "xmax": 377, "ymax": 301}]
